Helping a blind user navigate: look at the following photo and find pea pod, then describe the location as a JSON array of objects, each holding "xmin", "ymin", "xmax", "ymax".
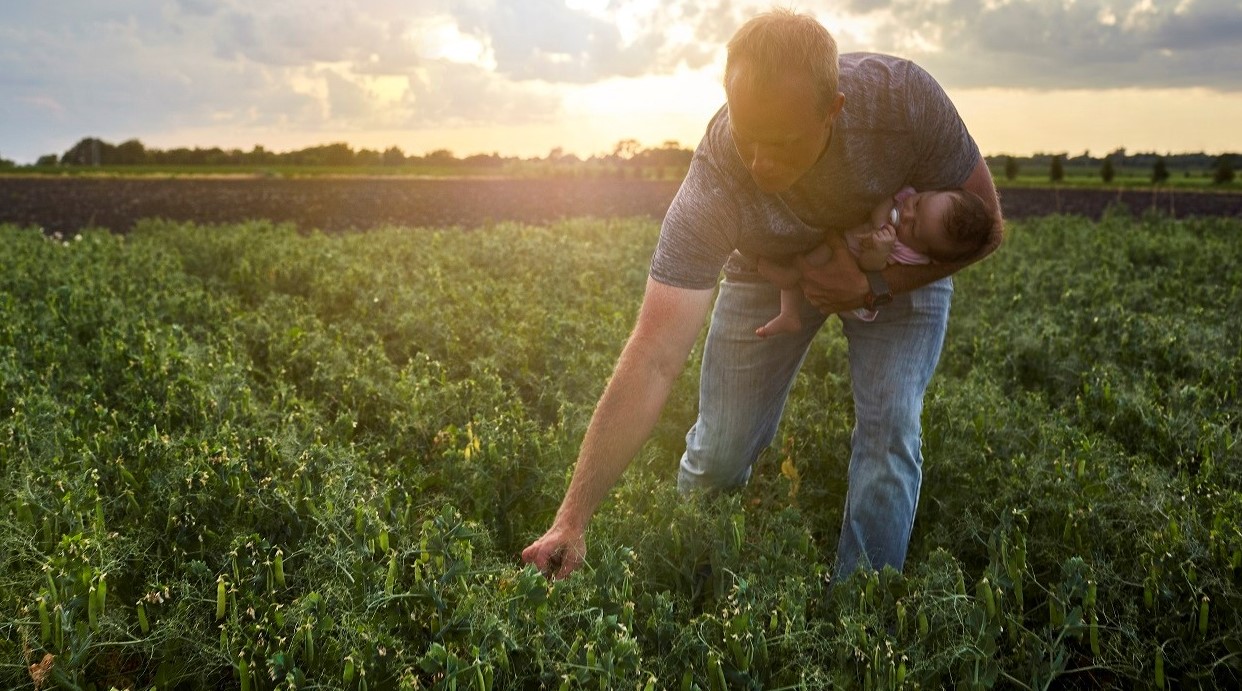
[
  {"xmin": 216, "ymin": 577, "xmax": 227, "ymax": 621},
  {"xmin": 977, "ymin": 578, "xmax": 996, "ymax": 618},
  {"xmin": 1155, "ymin": 648, "xmax": 1165, "ymax": 689},
  {"xmin": 38, "ymin": 596, "xmax": 50, "ymax": 641},
  {"xmin": 273, "ymin": 549, "xmax": 286, "ymax": 588},
  {"xmin": 708, "ymin": 653, "xmax": 727, "ymax": 691},
  {"xmin": 88, "ymin": 586, "xmax": 99, "ymax": 631},
  {"xmin": 239, "ymin": 656, "xmax": 251, "ymax": 691},
  {"xmin": 97, "ymin": 574, "xmax": 107, "ymax": 617},
  {"xmin": 1199, "ymin": 595, "xmax": 1210, "ymax": 638},
  {"xmin": 1089, "ymin": 611, "xmax": 1101, "ymax": 657},
  {"xmin": 344, "ymin": 657, "xmax": 355, "ymax": 684},
  {"xmin": 304, "ymin": 622, "xmax": 316, "ymax": 666},
  {"xmin": 385, "ymin": 551, "xmax": 398, "ymax": 595}
]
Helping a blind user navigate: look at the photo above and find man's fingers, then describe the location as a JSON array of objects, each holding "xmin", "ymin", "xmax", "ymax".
[
  {"xmin": 756, "ymin": 256, "xmax": 801, "ymax": 290},
  {"xmin": 803, "ymin": 242, "xmax": 833, "ymax": 268},
  {"xmin": 546, "ymin": 544, "xmax": 565, "ymax": 577}
]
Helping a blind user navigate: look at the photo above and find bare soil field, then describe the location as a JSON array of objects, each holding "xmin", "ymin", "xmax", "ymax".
[{"xmin": 2, "ymin": 177, "xmax": 1239, "ymax": 235}]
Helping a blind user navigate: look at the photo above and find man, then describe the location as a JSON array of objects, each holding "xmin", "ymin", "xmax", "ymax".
[{"xmin": 522, "ymin": 8, "xmax": 1002, "ymax": 580}]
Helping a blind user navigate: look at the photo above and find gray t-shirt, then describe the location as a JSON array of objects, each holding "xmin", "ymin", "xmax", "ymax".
[{"xmin": 650, "ymin": 52, "xmax": 981, "ymax": 290}]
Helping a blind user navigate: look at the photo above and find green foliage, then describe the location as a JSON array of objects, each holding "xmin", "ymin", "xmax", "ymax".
[
  {"xmin": 2, "ymin": 212, "xmax": 1241, "ymax": 689},
  {"xmin": 1214, "ymin": 156, "xmax": 1235, "ymax": 185},
  {"xmin": 1153, "ymin": 157, "xmax": 1171, "ymax": 184},
  {"xmin": 1004, "ymin": 156, "xmax": 1019, "ymax": 181},
  {"xmin": 1100, "ymin": 156, "xmax": 1115, "ymax": 183},
  {"xmin": 1049, "ymin": 155, "xmax": 1064, "ymax": 183}
]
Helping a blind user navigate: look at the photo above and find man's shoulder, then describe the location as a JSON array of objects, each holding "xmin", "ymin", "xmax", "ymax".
[{"xmin": 839, "ymin": 52, "xmax": 928, "ymax": 92}]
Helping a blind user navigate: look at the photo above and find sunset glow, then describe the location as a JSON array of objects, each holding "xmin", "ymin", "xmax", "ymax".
[{"xmin": 1, "ymin": 1, "xmax": 1239, "ymax": 164}]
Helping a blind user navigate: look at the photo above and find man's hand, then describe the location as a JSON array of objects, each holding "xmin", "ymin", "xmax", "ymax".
[
  {"xmin": 797, "ymin": 234, "xmax": 869, "ymax": 314},
  {"xmin": 521, "ymin": 524, "xmax": 586, "ymax": 579},
  {"xmin": 756, "ymin": 254, "xmax": 805, "ymax": 290}
]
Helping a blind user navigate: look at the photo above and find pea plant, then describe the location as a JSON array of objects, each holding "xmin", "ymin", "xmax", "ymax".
[{"xmin": 1, "ymin": 210, "xmax": 1239, "ymax": 689}]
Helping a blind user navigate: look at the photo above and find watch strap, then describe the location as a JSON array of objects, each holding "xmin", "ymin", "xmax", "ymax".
[{"xmin": 864, "ymin": 271, "xmax": 893, "ymax": 311}]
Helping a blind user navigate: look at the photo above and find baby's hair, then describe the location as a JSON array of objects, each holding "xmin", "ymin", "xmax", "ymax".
[{"xmin": 928, "ymin": 190, "xmax": 994, "ymax": 263}]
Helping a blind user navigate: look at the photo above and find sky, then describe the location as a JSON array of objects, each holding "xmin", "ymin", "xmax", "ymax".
[{"xmin": 2, "ymin": 0, "xmax": 1240, "ymax": 164}]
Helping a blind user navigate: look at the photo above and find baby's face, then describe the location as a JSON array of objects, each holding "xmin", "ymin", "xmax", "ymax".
[{"xmin": 891, "ymin": 191, "xmax": 956, "ymax": 258}]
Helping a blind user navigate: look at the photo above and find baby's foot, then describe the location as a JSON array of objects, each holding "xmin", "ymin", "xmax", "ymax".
[{"xmin": 756, "ymin": 312, "xmax": 802, "ymax": 338}]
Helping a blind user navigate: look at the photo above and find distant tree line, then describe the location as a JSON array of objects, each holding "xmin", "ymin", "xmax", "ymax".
[
  {"xmin": 7, "ymin": 140, "xmax": 1236, "ymax": 186},
  {"xmin": 989, "ymin": 149, "xmax": 1237, "ymax": 185},
  {"xmin": 24, "ymin": 137, "xmax": 695, "ymax": 178}
]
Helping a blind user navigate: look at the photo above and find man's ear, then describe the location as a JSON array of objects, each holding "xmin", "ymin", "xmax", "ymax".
[{"xmin": 824, "ymin": 92, "xmax": 845, "ymax": 125}]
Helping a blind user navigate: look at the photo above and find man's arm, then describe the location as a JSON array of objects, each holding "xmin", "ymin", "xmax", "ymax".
[
  {"xmin": 795, "ymin": 155, "xmax": 1003, "ymax": 313},
  {"xmin": 521, "ymin": 277, "xmax": 715, "ymax": 578}
]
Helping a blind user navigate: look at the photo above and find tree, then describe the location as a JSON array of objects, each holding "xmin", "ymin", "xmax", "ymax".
[
  {"xmin": 36, "ymin": 154, "xmax": 58, "ymax": 167},
  {"xmin": 612, "ymin": 138, "xmax": 640, "ymax": 161},
  {"xmin": 1213, "ymin": 155, "xmax": 1235, "ymax": 184},
  {"xmin": 1152, "ymin": 156, "xmax": 1169, "ymax": 184},
  {"xmin": 1049, "ymin": 154, "xmax": 1064, "ymax": 183},
  {"xmin": 423, "ymin": 149, "xmax": 457, "ymax": 165},
  {"xmin": 0, "ymin": 153, "xmax": 14, "ymax": 169},
  {"xmin": 61, "ymin": 137, "xmax": 109, "ymax": 166},
  {"xmin": 381, "ymin": 146, "xmax": 406, "ymax": 166},
  {"xmin": 1004, "ymin": 156, "xmax": 1019, "ymax": 181},
  {"xmin": 114, "ymin": 138, "xmax": 148, "ymax": 165},
  {"xmin": 1100, "ymin": 156, "xmax": 1115, "ymax": 183}
]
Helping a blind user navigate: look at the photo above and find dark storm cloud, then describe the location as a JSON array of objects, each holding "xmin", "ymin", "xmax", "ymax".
[{"xmin": 834, "ymin": 0, "xmax": 1242, "ymax": 91}]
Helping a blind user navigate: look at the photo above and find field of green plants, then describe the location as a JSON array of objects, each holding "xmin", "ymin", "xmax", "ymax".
[{"xmin": 2, "ymin": 208, "xmax": 1239, "ymax": 690}]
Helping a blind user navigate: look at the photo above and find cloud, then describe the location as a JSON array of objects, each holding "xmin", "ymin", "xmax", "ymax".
[
  {"xmin": 4, "ymin": 0, "xmax": 1234, "ymax": 164},
  {"xmin": 824, "ymin": 0, "xmax": 1242, "ymax": 91},
  {"xmin": 449, "ymin": 0, "xmax": 743, "ymax": 82},
  {"xmin": 0, "ymin": 0, "xmax": 565, "ymax": 161},
  {"xmin": 402, "ymin": 61, "xmax": 562, "ymax": 125}
]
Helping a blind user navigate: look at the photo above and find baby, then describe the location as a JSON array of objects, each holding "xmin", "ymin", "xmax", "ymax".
[{"xmin": 757, "ymin": 186, "xmax": 994, "ymax": 336}]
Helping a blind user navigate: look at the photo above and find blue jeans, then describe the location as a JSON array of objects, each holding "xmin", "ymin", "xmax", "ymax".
[{"xmin": 677, "ymin": 276, "xmax": 953, "ymax": 579}]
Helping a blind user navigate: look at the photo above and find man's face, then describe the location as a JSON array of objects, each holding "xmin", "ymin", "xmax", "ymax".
[{"xmin": 726, "ymin": 67, "xmax": 843, "ymax": 194}]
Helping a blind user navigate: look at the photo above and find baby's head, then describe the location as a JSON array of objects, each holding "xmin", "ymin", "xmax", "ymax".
[{"xmin": 899, "ymin": 189, "xmax": 993, "ymax": 263}]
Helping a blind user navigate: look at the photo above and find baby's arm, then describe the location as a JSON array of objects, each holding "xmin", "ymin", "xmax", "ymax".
[{"xmin": 854, "ymin": 225, "xmax": 896, "ymax": 271}]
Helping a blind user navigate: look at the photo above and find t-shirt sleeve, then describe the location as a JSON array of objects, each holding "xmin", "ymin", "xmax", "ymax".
[
  {"xmin": 648, "ymin": 151, "xmax": 739, "ymax": 290},
  {"xmin": 904, "ymin": 63, "xmax": 981, "ymax": 190}
]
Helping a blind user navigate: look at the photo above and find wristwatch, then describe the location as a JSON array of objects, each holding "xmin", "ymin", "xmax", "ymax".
[{"xmin": 864, "ymin": 271, "xmax": 893, "ymax": 311}]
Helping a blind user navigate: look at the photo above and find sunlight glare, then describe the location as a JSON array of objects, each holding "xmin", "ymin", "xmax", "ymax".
[{"xmin": 411, "ymin": 16, "xmax": 492, "ymax": 68}]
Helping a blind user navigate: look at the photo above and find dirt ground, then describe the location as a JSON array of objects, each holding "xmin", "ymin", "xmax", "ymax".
[{"xmin": 2, "ymin": 177, "xmax": 1239, "ymax": 235}]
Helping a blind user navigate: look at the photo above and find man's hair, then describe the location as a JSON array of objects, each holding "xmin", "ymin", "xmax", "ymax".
[
  {"xmin": 930, "ymin": 190, "xmax": 995, "ymax": 263},
  {"xmin": 725, "ymin": 8, "xmax": 839, "ymax": 115}
]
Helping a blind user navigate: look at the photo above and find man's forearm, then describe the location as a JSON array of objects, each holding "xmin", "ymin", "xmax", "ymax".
[
  {"xmin": 553, "ymin": 337, "xmax": 683, "ymax": 531},
  {"xmin": 883, "ymin": 260, "xmax": 957, "ymax": 296}
]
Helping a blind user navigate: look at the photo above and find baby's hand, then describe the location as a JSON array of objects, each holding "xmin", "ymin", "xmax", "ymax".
[
  {"xmin": 855, "ymin": 224, "xmax": 896, "ymax": 271},
  {"xmin": 872, "ymin": 224, "xmax": 897, "ymax": 250}
]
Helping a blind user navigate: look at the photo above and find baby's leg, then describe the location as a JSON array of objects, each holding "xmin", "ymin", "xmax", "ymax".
[{"xmin": 756, "ymin": 288, "xmax": 804, "ymax": 337}]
